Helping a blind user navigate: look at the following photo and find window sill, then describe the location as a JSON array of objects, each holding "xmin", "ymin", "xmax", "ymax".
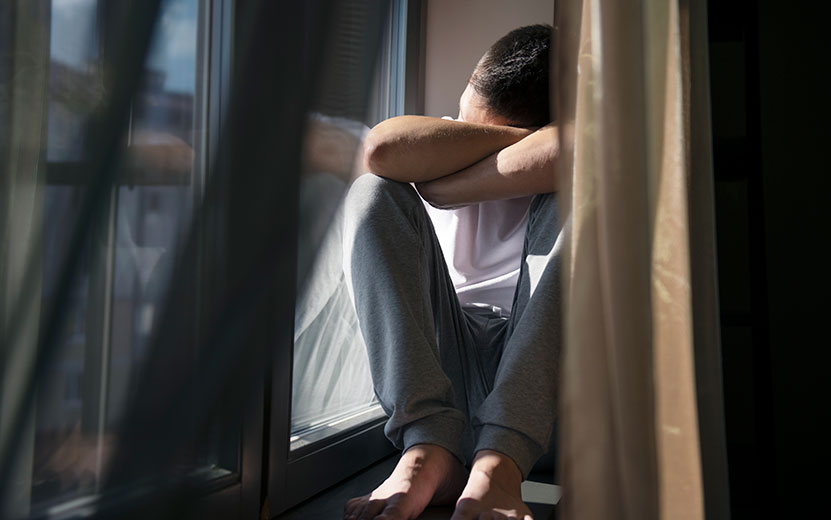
[{"xmin": 275, "ymin": 454, "xmax": 560, "ymax": 520}]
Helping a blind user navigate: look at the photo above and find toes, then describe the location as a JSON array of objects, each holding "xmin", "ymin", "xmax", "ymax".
[
  {"xmin": 344, "ymin": 495, "xmax": 369, "ymax": 519},
  {"xmin": 451, "ymin": 500, "xmax": 479, "ymax": 520},
  {"xmin": 354, "ymin": 503, "xmax": 370, "ymax": 520},
  {"xmin": 375, "ymin": 504, "xmax": 405, "ymax": 520},
  {"xmin": 449, "ymin": 509, "xmax": 469, "ymax": 520},
  {"xmin": 359, "ymin": 499, "xmax": 387, "ymax": 519},
  {"xmin": 354, "ymin": 502, "xmax": 370, "ymax": 520}
]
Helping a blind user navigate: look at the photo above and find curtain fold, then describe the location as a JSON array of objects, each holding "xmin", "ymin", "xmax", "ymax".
[
  {"xmin": 0, "ymin": 1, "xmax": 50, "ymax": 517},
  {"xmin": 555, "ymin": 0, "xmax": 725, "ymax": 517}
]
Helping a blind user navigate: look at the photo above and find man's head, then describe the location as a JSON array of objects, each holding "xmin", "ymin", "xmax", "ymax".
[{"xmin": 460, "ymin": 24, "xmax": 553, "ymax": 128}]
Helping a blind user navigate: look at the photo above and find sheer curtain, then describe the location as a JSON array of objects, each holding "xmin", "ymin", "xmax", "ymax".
[
  {"xmin": 0, "ymin": 1, "xmax": 49, "ymax": 516},
  {"xmin": 554, "ymin": 0, "xmax": 729, "ymax": 518}
]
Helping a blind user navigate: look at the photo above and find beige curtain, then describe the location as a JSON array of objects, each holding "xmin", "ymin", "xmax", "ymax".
[{"xmin": 554, "ymin": 0, "xmax": 728, "ymax": 518}]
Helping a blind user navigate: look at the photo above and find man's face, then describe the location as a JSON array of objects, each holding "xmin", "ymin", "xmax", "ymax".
[{"xmin": 458, "ymin": 82, "xmax": 514, "ymax": 127}]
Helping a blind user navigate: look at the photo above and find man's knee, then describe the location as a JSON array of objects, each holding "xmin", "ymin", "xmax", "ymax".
[
  {"xmin": 525, "ymin": 193, "xmax": 560, "ymax": 254},
  {"xmin": 344, "ymin": 174, "xmax": 420, "ymax": 223},
  {"xmin": 529, "ymin": 193, "xmax": 557, "ymax": 225}
]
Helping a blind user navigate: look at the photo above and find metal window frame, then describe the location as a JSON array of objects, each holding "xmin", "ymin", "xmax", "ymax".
[{"xmin": 403, "ymin": 0, "xmax": 426, "ymax": 116}]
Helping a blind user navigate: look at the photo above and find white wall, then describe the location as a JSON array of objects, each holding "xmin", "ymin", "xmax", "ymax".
[{"xmin": 422, "ymin": 0, "xmax": 555, "ymax": 118}]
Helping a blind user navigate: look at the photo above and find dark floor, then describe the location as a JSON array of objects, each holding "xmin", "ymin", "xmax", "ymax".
[{"xmin": 277, "ymin": 454, "xmax": 559, "ymax": 520}]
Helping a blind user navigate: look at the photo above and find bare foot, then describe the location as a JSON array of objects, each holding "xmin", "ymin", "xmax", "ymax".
[
  {"xmin": 344, "ymin": 444, "xmax": 468, "ymax": 520},
  {"xmin": 450, "ymin": 450, "xmax": 533, "ymax": 520}
]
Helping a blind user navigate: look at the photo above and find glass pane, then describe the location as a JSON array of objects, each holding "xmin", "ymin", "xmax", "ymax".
[
  {"xmin": 33, "ymin": 185, "xmax": 94, "ymax": 505},
  {"xmin": 31, "ymin": 0, "xmax": 232, "ymax": 510},
  {"xmin": 107, "ymin": 0, "xmax": 199, "ymax": 429},
  {"xmin": 46, "ymin": 0, "xmax": 98, "ymax": 162},
  {"xmin": 32, "ymin": 0, "xmax": 102, "ymax": 504},
  {"xmin": 290, "ymin": 0, "xmax": 400, "ymax": 449}
]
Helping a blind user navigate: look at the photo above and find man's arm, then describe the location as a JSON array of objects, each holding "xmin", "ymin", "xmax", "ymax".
[
  {"xmin": 415, "ymin": 123, "xmax": 558, "ymax": 209},
  {"xmin": 362, "ymin": 115, "xmax": 531, "ymax": 182}
]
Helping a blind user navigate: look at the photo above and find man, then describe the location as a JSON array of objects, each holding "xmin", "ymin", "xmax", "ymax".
[{"xmin": 343, "ymin": 24, "xmax": 561, "ymax": 520}]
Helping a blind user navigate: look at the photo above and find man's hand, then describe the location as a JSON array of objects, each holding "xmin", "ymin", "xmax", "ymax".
[
  {"xmin": 416, "ymin": 122, "xmax": 559, "ymax": 209},
  {"xmin": 362, "ymin": 115, "xmax": 531, "ymax": 183}
]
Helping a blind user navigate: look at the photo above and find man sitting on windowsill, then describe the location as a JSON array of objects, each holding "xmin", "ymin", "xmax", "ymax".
[{"xmin": 343, "ymin": 24, "xmax": 561, "ymax": 520}]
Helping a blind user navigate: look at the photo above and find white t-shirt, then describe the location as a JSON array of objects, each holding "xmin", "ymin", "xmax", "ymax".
[
  {"xmin": 424, "ymin": 196, "xmax": 531, "ymax": 314},
  {"xmin": 420, "ymin": 116, "xmax": 532, "ymax": 314},
  {"xmin": 421, "ymin": 116, "xmax": 532, "ymax": 314}
]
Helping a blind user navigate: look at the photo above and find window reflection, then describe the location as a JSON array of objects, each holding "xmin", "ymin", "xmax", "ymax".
[
  {"xmin": 289, "ymin": 0, "xmax": 404, "ymax": 449},
  {"xmin": 292, "ymin": 116, "xmax": 381, "ymax": 449}
]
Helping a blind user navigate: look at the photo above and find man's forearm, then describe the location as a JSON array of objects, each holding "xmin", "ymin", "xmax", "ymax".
[
  {"xmin": 362, "ymin": 115, "xmax": 531, "ymax": 182},
  {"xmin": 416, "ymin": 123, "xmax": 559, "ymax": 208}
]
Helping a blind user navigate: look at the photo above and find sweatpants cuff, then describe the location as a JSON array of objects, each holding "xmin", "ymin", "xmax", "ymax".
[
  {"xmin": 475, "ymin": 425, "xmax": 543, "ymax": 479},
  {"xmin": 402, "ymin": 414, "xmax": 466, "ymax": 464}
]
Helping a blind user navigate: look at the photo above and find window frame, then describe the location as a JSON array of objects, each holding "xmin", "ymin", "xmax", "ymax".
[{"xmin": 9, "ymin": 1, "xmax": 263, "ymax": 518}]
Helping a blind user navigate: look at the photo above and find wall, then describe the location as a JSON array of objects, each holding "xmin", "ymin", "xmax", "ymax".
[
  {"xmin": 710, "ymin": 0, "xmax": 830, "ymax": 517},
  {"xmin": 756, "ymin": 0, "xmax": 829, "ymax": 517},
  {"xmin": 422, "ymin": 0, "xmax": 554, "ymax": 117}
]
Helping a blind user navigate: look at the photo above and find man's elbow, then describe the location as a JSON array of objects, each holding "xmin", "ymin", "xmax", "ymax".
[
  {"xmin": 415, "ymin": 180, "xmax": 456, "ymax": 209},
  {"xmin": 362, "ymin": 132, "xmax": 391, "ymax": 175}
]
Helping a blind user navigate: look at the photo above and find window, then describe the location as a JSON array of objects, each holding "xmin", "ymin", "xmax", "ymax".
[
  {"xmin": 1, "ymin": 0, "xmax": 420, "ymax": 517},
  {"xmin": 289, "ymin": 0, "xmax": 406, "ymax": 450},
  {"xmin": 268, "ymin": 0, "xmax": 425, "ymax": 514},
  {"xmin": 1, "ymin": 1, "xmax": 255, "ymax": 517}
]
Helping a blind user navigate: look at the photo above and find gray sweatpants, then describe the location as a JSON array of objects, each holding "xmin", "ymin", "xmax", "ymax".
[{"xmin": 343, "ymin": 174, "xmax": 561, "ymax": 478}]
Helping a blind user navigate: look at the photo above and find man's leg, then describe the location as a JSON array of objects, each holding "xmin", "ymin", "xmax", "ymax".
[
  {"xmin": 342, "ymin": 174, "xmax": 488, "ymax": 520},
  {"xmin": 452, "ymin": 193, "xmax": 561, "ymax": 520},
  {"xmin": 474, "ymin": 192, "xmax": 561, "ymax": 474}
]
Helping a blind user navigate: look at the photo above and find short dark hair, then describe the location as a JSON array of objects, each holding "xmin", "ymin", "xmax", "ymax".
[{"xmin": 469, "ymin": 24, "xmax": 553, "ymax": 128}]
